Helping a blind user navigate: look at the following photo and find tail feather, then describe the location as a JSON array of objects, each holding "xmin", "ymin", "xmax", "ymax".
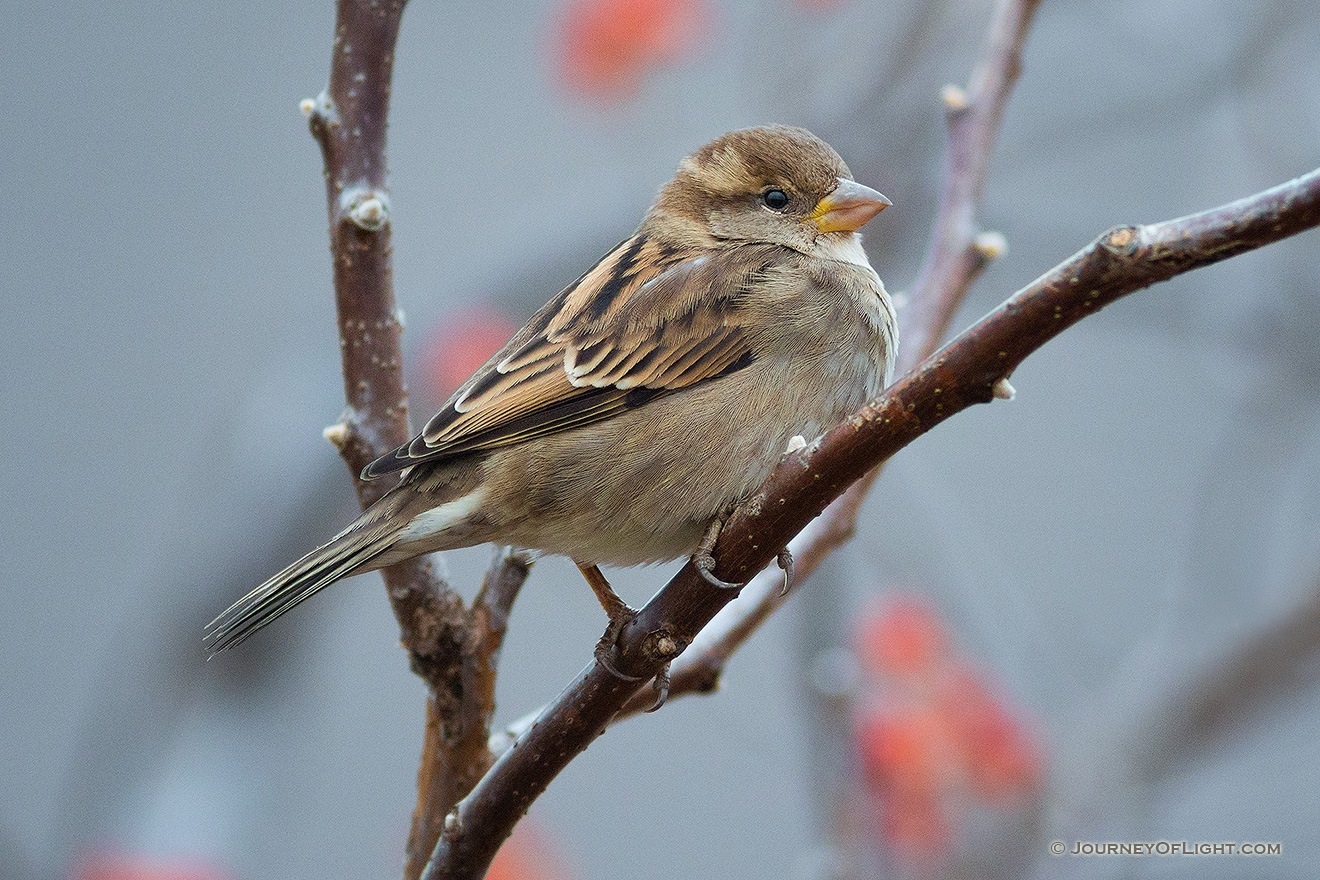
[{"xmin": 205, "ymin": 524, "xmax": 396, "ymax": 655}]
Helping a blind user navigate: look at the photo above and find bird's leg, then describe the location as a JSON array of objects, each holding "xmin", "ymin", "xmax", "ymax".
[
  {"xmin": 692, "ymin": 505, "xmax": 744, "ymax": 590},
  {"xmin": 576, "ymin": 562, "xmax": 672, "ymax": 707},
  {"xmin": 777, "ymin": 546, "xmax": 796, "ymax": 596},
  {"xmin": 578, "ymin": 561, "xmax": 633, "ymax": 628},
  {"xmin": 576, "ymin": 562, "xmax": 643, "ymax": 681}
]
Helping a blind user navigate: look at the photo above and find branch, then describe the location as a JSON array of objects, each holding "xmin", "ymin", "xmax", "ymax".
[
  {"xmin": 1039, "ymin": 567, "xmax": 1320, "ymax": 869},
  {"xmin": 305, "ymin": 2, "xmax": 515, "ymax": 875},
  {"xmin": 1138, "ymin": 572, "xmax": 1320, "ymax": 779},
  {"xmin": 310, "ymin": 0, "xmax": 456, "ymax": 691},
  {"xmin": 404, "ymin": 549, "xmax": 532, "ymax": 880},
  {"xmin": 903, "ymin": 0, "xmax": 1041, "ymax": 368},
  {"xmin": 615, "ymin": 500, "xmax": 855, "ymax": 718},
  {"xmin": 426, "ymin": 167, "xmax": 1320, "ymax": 879},
  {"xmin": 616, "ymin": 0, "xmax": 1041, "ymax": 718}
]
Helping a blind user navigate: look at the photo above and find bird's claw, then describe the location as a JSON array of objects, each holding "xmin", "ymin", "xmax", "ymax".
[
  {"xmin": 594, "ymin": 611, "xmax": 645, "ymax": 681},
  {"xmin": 645, "ymin": 662, "xmax": 671, "ymax": 713},
  {"xmin": 578, "ymin": 561, "xmax": 647, "ymax": 681},
  {"xmin": 694, "ymin": 550, "xmax": 745, "ymax": 590},
  {"xmin": 692, "ymin": 510, "xmax": 745, "ymax": 591},
  {"xmin": 776, "ymin": 547, "xmax": 796, "ymax": 596},
  {"xmin": 595, "ymin": 617, "xmax": 673, "ymax": 711},
  {"xmin": 593, "ymin": 612, "xmax": 672, "ymax": 713}
]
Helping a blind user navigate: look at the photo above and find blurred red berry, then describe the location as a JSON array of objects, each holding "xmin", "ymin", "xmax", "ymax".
[
  {"xmin": 951, "ymin": 678, "xmax": 1044, "ymax": 801},
  {"xmin": 420, "ymin": 305, "xmax": 518, "ymax": 405},
  {"xmin": 850, "ymin": 594, "xmax": 1045, "ymax": 869},
  {"xmin": 856, "ymin": 709, "xmax": 953, "ymax": 796},
  {"xmin": 853, "ymin": 595, "xmax": 948, "ymax": 677},
  {"xmin": 487, "ymin": 821, "xmax": 575, "ymax": 880},
  {"xmin": 70, "ymin": 850, "xmax": 233, "ymax": 880},
  {"xmin": 553, "ymin": 0, "xmax": 710, "ymax": 101}
]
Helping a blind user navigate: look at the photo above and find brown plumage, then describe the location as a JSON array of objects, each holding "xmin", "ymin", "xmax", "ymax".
[{"xmin": 207, "ymin": 125, "xmax": 896, "ymax": 653}]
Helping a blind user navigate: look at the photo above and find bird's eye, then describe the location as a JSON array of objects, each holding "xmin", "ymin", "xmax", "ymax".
[{"xmin": 761, "ymin": 188, "xmax": 790, "ymax": 211}]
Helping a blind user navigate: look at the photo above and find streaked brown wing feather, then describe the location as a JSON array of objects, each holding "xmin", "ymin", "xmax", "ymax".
[{"xmin": 362, "ymin": 236, "xmax": 779, "ymax": 479}]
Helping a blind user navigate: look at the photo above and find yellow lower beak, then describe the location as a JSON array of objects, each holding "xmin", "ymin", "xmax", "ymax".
[{"xmin": 808, "ymin": 178, "xmax": 891, "ymax": 233}]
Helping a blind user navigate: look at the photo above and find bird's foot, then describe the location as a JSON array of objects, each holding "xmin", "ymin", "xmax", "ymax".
[
  {"xmin": 692, "ymin": 507, "xmax": 745, "ymax": 590},
  {"xmin": 577, "ymin": 562, "xmax": 645, "ymax": 680},
  {"xmin": 593, "ymin": 610, "xmax": 645, "ymax": 681},
  {"xmin": 576, "ymin": 562, "xmax": 676, "ymax": 709},
  {"xmin": 776, "ymin": 546, "xmax": 796, "ymax": 596}
]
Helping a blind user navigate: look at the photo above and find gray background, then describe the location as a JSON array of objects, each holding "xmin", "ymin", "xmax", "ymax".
[{"xmin": 3, "ymin": 0, "xmax": 1319, "ymax": 878}]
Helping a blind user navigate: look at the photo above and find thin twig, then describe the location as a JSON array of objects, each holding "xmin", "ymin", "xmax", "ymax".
[
  {"xmin": 1138, "ymin": 571, "xmax": 1320, "ymax": 778},
  {"xmin": 904, "ymin": 0, "xmax": 1042, "ymax": 367},
  {"xmin": 425, "ymin": 168, "xmax": 1320, "ymax": 880}
]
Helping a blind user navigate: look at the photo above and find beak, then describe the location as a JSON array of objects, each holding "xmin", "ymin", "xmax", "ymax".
[{"xmin": 807, "ymin": 178, "xmax": 891, "ymax": 233}]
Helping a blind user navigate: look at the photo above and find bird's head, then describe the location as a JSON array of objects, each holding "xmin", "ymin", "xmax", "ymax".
[{"xmin": 651, "ymin": 125, "xmax": 890, "ymax": 253}]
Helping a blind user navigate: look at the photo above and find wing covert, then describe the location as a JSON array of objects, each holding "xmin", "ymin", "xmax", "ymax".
[{"xmin": 362, "ymin": 237, "xmax": 779, "ymax": 479}]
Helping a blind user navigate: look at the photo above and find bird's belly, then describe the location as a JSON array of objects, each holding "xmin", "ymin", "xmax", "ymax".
[{"xmin": 475, "ymin": 350, "xmax": 884, "ymax": 566}]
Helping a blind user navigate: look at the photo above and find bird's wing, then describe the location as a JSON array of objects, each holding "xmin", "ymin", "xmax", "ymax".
[{"xmin": 362, "ymin": 235, "xmax": 779, "ymax": 478}]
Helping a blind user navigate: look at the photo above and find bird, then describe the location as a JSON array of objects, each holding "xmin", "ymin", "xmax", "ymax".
[{"xmin": 206, "ymin": 125, "xmax": 897, "ymax": 671}]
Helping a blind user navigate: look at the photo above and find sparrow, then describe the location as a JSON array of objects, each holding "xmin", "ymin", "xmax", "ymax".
[{"xmin": 207, "ymin": 125, "xmax": 897, "ymax": 661}]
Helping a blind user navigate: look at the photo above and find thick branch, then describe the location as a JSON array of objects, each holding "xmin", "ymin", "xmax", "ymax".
[
  {"xmin": 426, "ymin": 168, "xmax": 1320, "ymax": 879},
  {"xmin": 615, "ymin": 506, "xmax": 854, "ymax": 719},
  {"xmin": 404, "ymin": 549, "xmax": 532, "ymax": 880}
]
